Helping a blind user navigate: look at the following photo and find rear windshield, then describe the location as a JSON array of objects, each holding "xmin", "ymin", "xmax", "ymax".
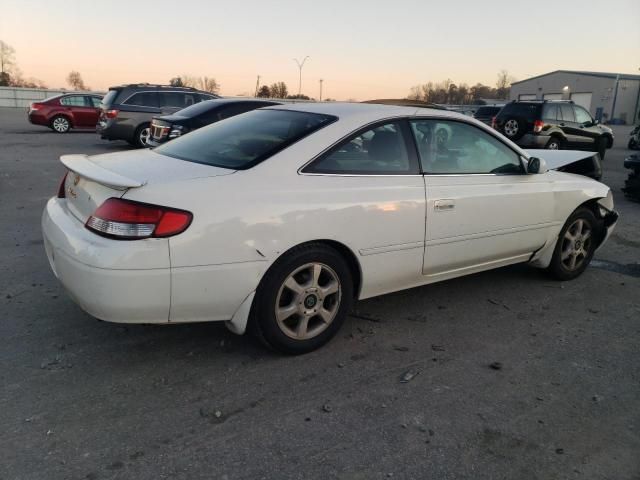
[
  {"xmin": 100, "ymin": 89, "xmax": 119, "ymax": 108},
  {"xmin": 155, "ymin": 109, "xmax": 337, "ymax": 170},
  {"xmin": 475, "ymin": 106, "xmax": 500, "ymax": 116},
  {"xmin": 499, "ymin": 103, "xmax": 541, "ymax": 117}
]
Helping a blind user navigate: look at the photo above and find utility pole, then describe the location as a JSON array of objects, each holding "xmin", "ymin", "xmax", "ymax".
[
  {"xmin": 610, "ymin": 74, "xmax": 620, "ymax": 122},
  {"xmin": 254, "ymin": 75, "xmax": 261, "ymax": 97},
  {"xmin": 293, "ymin": 56, "xmax": 309, "ymax": 96},
  {"xmin": 319, "ymin": 79, "xmax": 323, "ymax": 101}
]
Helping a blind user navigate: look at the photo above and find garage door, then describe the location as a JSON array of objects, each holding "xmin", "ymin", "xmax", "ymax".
[
  {"xmin": 543, "ymin": 93, "xmax": 562, "ymax": 100},
  {"xmin": 571, "ymin": 92, "xmax": 592, "ymax": 111},
  {"xmin": 519, "ymin": 94, "xmax": 537, "ymax": 100}
]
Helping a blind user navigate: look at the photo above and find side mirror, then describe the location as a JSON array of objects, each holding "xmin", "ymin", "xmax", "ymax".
[
  {"xmin": 528, "ymin": 157, "xmax": 548, "ymax": 174},
  {"xmin": 593, "ymin": 119, "xmax": 600, "ymax": 125}
]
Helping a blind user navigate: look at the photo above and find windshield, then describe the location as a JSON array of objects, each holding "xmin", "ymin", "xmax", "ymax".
[{"xmin": 155, "ymin": 109, "xmax": 337, "ymax": 170}]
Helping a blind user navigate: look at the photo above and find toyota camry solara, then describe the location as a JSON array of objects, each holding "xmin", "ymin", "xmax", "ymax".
[{"xmin": 42, "ymin": 103, "xmax": 619, "ymax": 353}]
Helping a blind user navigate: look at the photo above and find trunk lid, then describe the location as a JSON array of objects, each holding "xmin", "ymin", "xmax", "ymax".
[{"xmin": 60, "ymin": 149, "xmax": 235, "ymax": 223}]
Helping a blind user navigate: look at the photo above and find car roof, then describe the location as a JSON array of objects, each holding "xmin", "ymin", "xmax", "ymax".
[{"xmin": 266, "ymin": 102, "xmax": 469, "ymax": 122}]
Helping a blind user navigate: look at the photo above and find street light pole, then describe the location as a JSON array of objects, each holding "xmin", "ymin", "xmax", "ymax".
[
  {"xmin": 293, "ymin": 56, "xmax": 309, "ymax": 96},
  {"xmin": 319, "ymin": 79, "xmax": 323, "ymax": 101}
]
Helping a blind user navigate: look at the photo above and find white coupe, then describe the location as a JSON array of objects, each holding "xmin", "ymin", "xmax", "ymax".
[{"xmin": 42, "ymin": 103, "xmax": 618, "ymax": 353}]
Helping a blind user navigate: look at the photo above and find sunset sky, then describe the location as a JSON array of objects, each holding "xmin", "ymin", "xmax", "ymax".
[{"xmin": 1, "ymin": 0, "xmax": 639, "ymax": 100}]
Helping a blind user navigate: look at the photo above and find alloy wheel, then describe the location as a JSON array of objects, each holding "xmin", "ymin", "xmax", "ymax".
[
  {"xmin": 275, "ymin": 262, "xmax": 341, "ymax": 340},
  {"xmin": 560, "ymin": 218, "xmax": 592, "ymax": 271},
  {"xmin": 504, "ymin": 119, "xmax": 519, "ymax": 137},
  {"xmin": 139, "ymin": 127, "xmax": 151, "ymax": 146},
  {"xmin": 52, "ymin": 117, "xmax": 70, "ymax": 133}
]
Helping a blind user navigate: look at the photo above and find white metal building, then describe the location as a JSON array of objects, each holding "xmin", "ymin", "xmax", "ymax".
[{"xmin": 510, "ymin": 70, "xmax": 640, "ymax": 124}]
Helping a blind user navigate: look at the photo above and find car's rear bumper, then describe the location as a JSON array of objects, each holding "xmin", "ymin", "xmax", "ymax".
[
  {"xmin": 28, "ymin": 112, "xmax": 48, "ymax": 126},
  {"xmin": 42, "ymin": 197, "xmax": 171, "ymax": 323}
]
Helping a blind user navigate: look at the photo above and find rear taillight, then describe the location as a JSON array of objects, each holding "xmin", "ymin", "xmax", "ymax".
[
  {"xmin": 491, "ymin": 116, "xmax": 497, "ymax": 129},
  {"xmin": 57, "ymin": 172, "xmax": 68, "ymax": 198},
  {"xmin": 85, "ymin": 198, "xmax": 192, "ymax": 240},
  {"xmin": 30, "ymin": 103, "xmax": 41, "ymax": 111},
  {"xmin": 533, "ymin": 120, "xmax": 544, "ymax": 133},
  {"xmin": 105, "ymin": 109, "xmax": 119, "ymax": 119}
]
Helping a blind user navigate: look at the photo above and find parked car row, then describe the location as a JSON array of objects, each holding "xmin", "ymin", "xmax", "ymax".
[{"xmin": 26, "ymin": 84, "xmax": 284, "ymax": 149}]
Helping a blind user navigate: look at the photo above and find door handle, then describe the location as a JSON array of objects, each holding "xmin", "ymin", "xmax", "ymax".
[{"xmin": 434, "ymin": 199, "xmax": 455, "ymax": 211}]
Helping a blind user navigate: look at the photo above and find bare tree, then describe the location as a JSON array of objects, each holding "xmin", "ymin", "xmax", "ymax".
[
  {"xmin": 257, "ymin": 85, "xmax": 271, "ymax": 98},
  {"xmin": 0, "ymin": 40, "xmax": 15, "ymax": 75},
  {"xmin": 269, "ymin": 82, "xmax": 288, "ymax": 99},
  {"xmin": 198, "ymin": 76, "xmax": 220, "ymax": 94},
  {"xmin": 67, "ymin": 71, "xmax": 88, "ymax": 90},
  {"xmin": 496, "ymin": 70, "xmax": 516, "ymax": 99},
  {"xmin": 169, "ymin": 77, "xmax": 184, "ymax": 87},
  {"xmin": 0, "ymin": 40, "xmax": 16, "ymax": 86},
  {"xmin": 180, "ymin": 75, "xmax": 199, "ymax": 88}
]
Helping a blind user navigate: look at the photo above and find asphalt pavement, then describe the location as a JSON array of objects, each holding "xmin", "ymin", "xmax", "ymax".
[{"xmin": 1, "ymin": 107, "xmax": 639, "ymax": 480}]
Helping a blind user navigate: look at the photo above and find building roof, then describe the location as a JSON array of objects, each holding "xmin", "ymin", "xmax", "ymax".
[{"xmin": 512, "ymin": 70, "xmax": 640, "ymax": 85}]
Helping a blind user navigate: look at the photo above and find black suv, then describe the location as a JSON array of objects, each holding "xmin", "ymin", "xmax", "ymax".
[
  {"xmin": 97, "ymin": 84, "xmax": 218, "ymax": 147},
  {"xmin": 146, "ymin": 98, "xmax": 280, "ymax": 147},
  {"xmin": 473, "ymin": 105, "xmax": 503, "ymax": 125},
  {"xmin": 493, "ymin": 100, "xmax": 614, "ymax": 159}
]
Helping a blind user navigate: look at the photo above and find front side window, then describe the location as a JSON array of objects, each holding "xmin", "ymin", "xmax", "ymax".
[
  {"xmin": 123, "ymin": 92, "xmax": 159, "ymax": 108},
  {"xmin": 304, "ymin": 121, "xmax": 414, "ymax": 174},
  {"xmin": 156, "ymin": 109, "xmax": 336, "ymax": 170},
  {"xmin": 559, "ymin": 104, "xmax": 575, "ymax": 122},
  {"xmin": 60, "ymin": 96, "xmax": 89, "ymax": 107},
  {"xmin": 574, "ymin": 106, "xmax": 592, "ymax": 125},
  {"xmin": 411, "ymin": 119, "xmax": 523, "ymax": 175}
]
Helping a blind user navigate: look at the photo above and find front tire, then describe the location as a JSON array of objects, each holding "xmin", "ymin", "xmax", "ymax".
[
  {"xmin": 50, "ymin": 115, "xmax": 71, "ymax": 133},
  {"xmin": 251, "ymin": 243, "xmax": 354, "ymax": 354},
  {"xmin": 547, "ymin": 208, "xmax": 600, "ymax": 281}
]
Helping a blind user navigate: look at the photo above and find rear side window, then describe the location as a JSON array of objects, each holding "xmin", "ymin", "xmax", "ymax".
[
  {"xmin": 100, "ymin": 90, "xmax": 119, "ymax": 108},
  {"xmin": 499, "ymin": 103, "xmax": 541, "ymax": 118},
  {"xmin": 89, "ymin": 97, "xmax": 102, "ymax": 108},
  {"xmin": 560, "ymin": 104, "xmax": 575, "ymax": 122},
  {"xmin": 159, "ymin": 92, "xmax": 197, "ymax": 108},
  {"xmin": 123, "ymin": 92, "xmax": 159, "ymax": 108},
  {"xmin": 60, "ymin": 96, "xmax": 89, "ymax": 107},
  {"xmin": 155, "ymin": 109, "xmax": 336, "ymax": 170},
  {"xmin": 304, "ymin": 121, "xmax": 415, "ymax": 174}
]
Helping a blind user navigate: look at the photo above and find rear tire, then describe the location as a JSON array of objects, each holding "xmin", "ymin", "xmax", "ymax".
[
  {"xmin": 250, "ymin": 243, "xmax": 354, "ymax": 354},
  {"xmin": 133, "ymin": 123, "xmax": 151, "ymax": 148},
  {"xmin": 547, "ymin": 208, "xmax": 600, "ymax": 281},
  {"xmin": 501, "ymin": 118, "xmax": 525, "ymax": 140},
  {"xmin": 545, "ymin": 137, "xmax": 563, "ymax": 150},
  {"xmin": 50, "ymin": 115, "xmax": 71, "ymax": 133}
]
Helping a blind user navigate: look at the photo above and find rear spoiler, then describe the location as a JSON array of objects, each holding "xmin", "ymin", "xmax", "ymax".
[{"xmin": 60, "ymin": 154, "xmax": 145, "ymax": 190}]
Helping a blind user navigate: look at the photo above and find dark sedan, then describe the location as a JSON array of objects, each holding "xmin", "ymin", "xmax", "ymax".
[{"xmin": 147, "ymin": 98, "xmax": 281, "ymax": 147}]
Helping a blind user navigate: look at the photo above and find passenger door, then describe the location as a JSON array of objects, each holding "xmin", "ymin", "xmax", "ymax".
[
  {"xmin": 158, "ymin": 92, "xmax": 197, "ymax": 114},
  {"xmin": 60, "ymin": 95, "xmax": 95, "ymax": 127},
  {"xmin": 301, "ymin": 120, "xmax": 426, "ymax": 297},
  {"xmin": 558, "ymin": 103, "xmax": 583, "ymax": 148},
  {"xmin": 573, "ymin": 105, "xmax": 599, "ymax": 149},
  {"xmin": 410, "ymin": 118, "xmax": 555, "ymax": 279}
]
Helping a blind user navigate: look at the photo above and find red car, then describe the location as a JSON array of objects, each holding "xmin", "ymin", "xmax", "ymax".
[{"xmin": 28, "ymin": 93, "xmax": 103, "ymax": 133}]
